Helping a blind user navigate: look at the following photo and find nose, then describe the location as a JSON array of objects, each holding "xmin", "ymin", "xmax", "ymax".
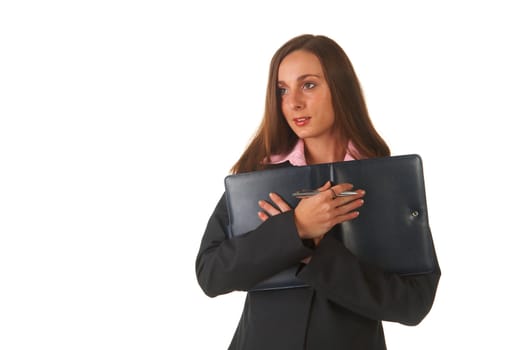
[{"xmin": 286, "ymin": 89, "xmax": 305, "ymax": 111}]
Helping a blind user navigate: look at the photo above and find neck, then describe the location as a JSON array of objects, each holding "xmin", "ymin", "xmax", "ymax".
[{"xmin": 304, "ymin": 137, "xmax": 346, "ymax": 165}]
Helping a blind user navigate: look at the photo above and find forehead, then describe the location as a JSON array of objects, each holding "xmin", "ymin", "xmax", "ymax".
[{"xmin": 277, "ymin": 50, "xmax": 324, "ymax": 82}]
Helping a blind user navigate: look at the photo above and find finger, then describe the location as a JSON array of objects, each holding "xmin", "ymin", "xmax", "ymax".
[
  {"xmin": 301, "ymin": 256, "xmax": 312, "ymax": 264},
  {"xmin": 322, "ymin": 183, "xmax": 355, "ymax": 201},
  {"xmin": 258, "ymin": 199, "xmax": 281, "ymax": 216},
  {"xmin": 333, "ymin": 189, "xmax": 366, "ymax": 207},
  {"xmin": 330, "ymin": 183, "xmax": 356, "ymax": 194},
  {"xmin": 313, "ymin": 235, "xmax": 324, "ymax": 246},
  {"xmin": 333, "ymin": 210, "xmax": 360, "ymax": 224},
  {"xmin": 269, "ymin": 192, "xmax": 292, "ymax": 212},
  {"xmin": 317, "ymin": 181, "xmax": 332, "ymax": 192},
  {"xmin": 258, "ymin": 211, "xmax": 269, "ymax": 222},
  {"xmin": 334, "ymin": 199, "xmax": 364, "ymax": 220},
  {"xmin": 334, "ymin": 198, "xmax": 365, "ymax": 216}
]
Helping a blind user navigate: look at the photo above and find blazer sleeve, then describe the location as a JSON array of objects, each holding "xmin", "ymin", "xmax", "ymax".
[
  {"xmin": 195, "ymin": 194, "xmax": 313, "ymax": 297},
  {"xmin": 297, "ymin": 233, "xmax": 441, "ymax": 326}
]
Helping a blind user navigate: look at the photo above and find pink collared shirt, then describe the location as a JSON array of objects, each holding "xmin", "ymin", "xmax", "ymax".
[{"xmin": 268, "ymin": 139, "xmax": 358, "ymax": 166}]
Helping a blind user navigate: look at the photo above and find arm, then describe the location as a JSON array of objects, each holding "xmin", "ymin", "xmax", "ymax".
[
  {"xmin": 195, "ymin": 194, "xmax": 313, "ymax": 297},
  {"xmin": 298, "ymin": 234, "xmax": 441, "ymax": 325},
  {"xmin": 261, "ymin": 184, "xmax": 440, "ymax": 325}
]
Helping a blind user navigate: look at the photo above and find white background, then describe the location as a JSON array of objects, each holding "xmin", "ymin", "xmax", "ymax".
[{"xmin": 1, "ymin": 1, "xmax": 524, "ymax": 349}]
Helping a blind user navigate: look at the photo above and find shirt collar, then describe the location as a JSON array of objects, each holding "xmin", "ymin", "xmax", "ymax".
[{"xmin": 268, "ymin": 139, "xmax": 358, "ymax": 166}]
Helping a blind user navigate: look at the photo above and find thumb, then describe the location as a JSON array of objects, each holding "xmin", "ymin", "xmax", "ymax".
[{"xmin": 317, "ymin": 181, "xmax": 332, "ymax": 191}]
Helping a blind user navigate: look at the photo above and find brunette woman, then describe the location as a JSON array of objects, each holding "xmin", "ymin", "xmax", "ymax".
[{"xmin": 196, "ymin": 34, "xmax": 440, "ymax": 350}]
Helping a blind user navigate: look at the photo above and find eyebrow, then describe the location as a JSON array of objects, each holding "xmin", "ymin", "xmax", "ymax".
[{"xmin": 277, "ymin": 73, "xmax": 322, "ymax": 85}]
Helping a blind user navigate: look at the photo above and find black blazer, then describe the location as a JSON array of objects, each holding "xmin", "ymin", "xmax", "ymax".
[{"xmin": 196, "ymin": 177, "xmax": 440, "ymax": 349}]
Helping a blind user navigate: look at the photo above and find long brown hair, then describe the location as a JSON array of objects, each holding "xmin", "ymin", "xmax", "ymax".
[{"xmin": 231, "ymin": 34, "xmax": 390, "ymax": 174}]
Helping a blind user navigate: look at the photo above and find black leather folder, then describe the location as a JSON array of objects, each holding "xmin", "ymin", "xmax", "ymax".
[{"xmin": 224, "ymin": 154, "xmax": 437, "ymax": 291}]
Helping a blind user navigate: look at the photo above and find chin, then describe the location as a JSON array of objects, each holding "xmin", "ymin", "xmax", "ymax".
[{"xmin": 292, "ymin": 129, "xmax": 313, "ymax": 139}]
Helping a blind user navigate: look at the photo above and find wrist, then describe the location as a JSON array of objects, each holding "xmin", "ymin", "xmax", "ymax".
[{"xmin": 293, "ymin": 210, "xmax": 308, "ymax": 239}]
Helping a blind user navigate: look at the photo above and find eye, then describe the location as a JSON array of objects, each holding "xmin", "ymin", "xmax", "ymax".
[
  {"xmin": 278, "ymin": 87, "xmax": 288, "ymax": 96},
  {"xmin": 303, "ymin": 82, "xmax": 316, "ymax": 90}
]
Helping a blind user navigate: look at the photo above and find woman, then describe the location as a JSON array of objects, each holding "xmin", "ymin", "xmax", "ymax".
[{"xmin": 195, "ymin": 34, "xmax": 440, "ymax": 349}]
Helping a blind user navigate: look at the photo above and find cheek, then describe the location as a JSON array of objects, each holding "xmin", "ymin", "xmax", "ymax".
[
  {"xmin": 282, "ymin": 114, "xmax": 294, "ymax": 129},
  {"xmin": 321, "ymin": 99, "xmax": 336, "ymax": 122},
  {"xmin": 280, "ymin": 103, "xmax": 293, "ymax": 121}
]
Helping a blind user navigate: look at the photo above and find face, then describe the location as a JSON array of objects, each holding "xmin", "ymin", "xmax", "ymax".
[{"xmin": 277, "ymin": 50, "xmax": 336, "ymax": 141}]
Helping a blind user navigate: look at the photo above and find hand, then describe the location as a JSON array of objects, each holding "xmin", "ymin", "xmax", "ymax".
[
  {"xmin": 257, "ymin": 192, "xmax": 320, "ymax": 265},
  {"xmin": 294, "ymin": 181, "xmax": 365, "ymax": 240},
  {"xmin": 257, "ymin": 192, "xmax": 292, "ymax": 222}
]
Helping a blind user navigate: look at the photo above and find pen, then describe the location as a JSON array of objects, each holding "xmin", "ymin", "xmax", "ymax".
[{"xmin": 292, "ymin": 190, "xmax": 358, "ymax": 198}]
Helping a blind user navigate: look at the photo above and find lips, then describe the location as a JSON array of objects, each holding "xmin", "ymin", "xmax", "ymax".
[{"xmin": 293, "ymin": 116, "xmax": 311, "ymax": 126}]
